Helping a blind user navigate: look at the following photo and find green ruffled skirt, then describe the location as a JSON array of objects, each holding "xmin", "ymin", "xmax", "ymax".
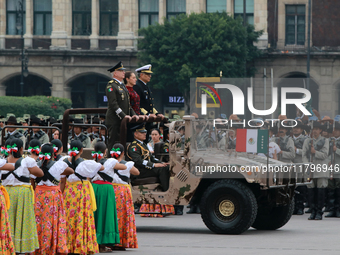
[{"xmin": 92, "ymin": 183, "xmax": 120, "ymax": 245}]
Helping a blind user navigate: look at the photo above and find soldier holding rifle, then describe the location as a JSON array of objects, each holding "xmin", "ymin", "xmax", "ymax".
[
  {"xmin": 302, "ymin": 121, "xmax": 329, "ymax": 220},
  {"xmin": 325, "ymin": 120, "xmax": 340, "ymax": 218},
  {"xmin": 292, "ymin": 121, "xmax": 308, "ymax": 215},
  {"xmin": 275, "ymin": 115, "xmax": 295, "ymax": 163}
]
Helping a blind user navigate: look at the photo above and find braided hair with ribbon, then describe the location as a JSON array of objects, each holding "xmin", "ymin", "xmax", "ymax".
[
  {"xmin": 9, "ymin": 138, "xmax": 23, "ymax": 158},
  {"xmin": 1, "ymin": 139, "xmax": 12, "ymax": 158},
  {"xmin": 111, "ymin": 143, "xmax": 124, "ymax": 159},
  {"xmin": 28, "ymin": 139, "xmax": 41, "ymax": 156},
  {"xmin": 68, "ymin": 140, "xmax": 83, "ymax": 169},
  {"xmin": 93, "ymin": 142, "xmax": 106, "ymax": 162},
  {"xmin": 39, "ymin": 143, "xmax": 53, "ymax": 162},
  {"xmin": 51, "ymin": 139, "xmax": 63, "ymax": 160}
]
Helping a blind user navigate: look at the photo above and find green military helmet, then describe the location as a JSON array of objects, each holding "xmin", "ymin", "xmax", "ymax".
[{"xmin": 6, "ymin": 113, "xmax": 15, "ymax": 118}]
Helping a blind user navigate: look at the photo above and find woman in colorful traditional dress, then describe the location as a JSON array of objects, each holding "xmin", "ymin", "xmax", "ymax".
[
  {"xmin": 34, "ymin": 143, "xmax": 74, "ymax": 255},
  {"xmin": 91, "ymin": 142, "xmax": 127, "ymax": 252},
  {"xmin": 3, "ymin": 138, "xmax": 44, "ymax": 254},
  {"xmin": 0, "ymin": 157, "xmax": 15, "ymax": 255},
  {"xmin": 110, "ymin": 143, "xmax": 139, "ymax": 249},
  {"xmin": 62, "ymin": 140, "xmax": 104, "ymax": 255}
]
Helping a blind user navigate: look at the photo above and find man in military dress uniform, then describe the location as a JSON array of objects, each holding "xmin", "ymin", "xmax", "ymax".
[
  {"xmin": 134, "ymin": 64, "xmax": 163, "ymax": 117},
  {"xmin": 292, "ymin": 121, "xmax": 308, "ymax": 215},
  {"xmin": 4, "ymin": 116, "xmax": 26, "ymax": 145},
  {"xmin": 302, "ymin": 121, "xmax": 329, "ymax": 220},
  {"xmin": 126, "ymin": 123, "xmax": 170, "ymax": 191},
  {"xmin": 69, "ymin": 119, "xmax": 91, "ymax": 148},
  {"xmin": 134, "ymin": 64, "xmax": 164, "ymax": 141},
  {"xmin": 27, "ymin": 116, "xmax": 49, "ymax": 146},
  {"xmin": 325, "ymin": 120, "xmax": 340, "ymax": 218},
  {"xmin": 106, "ymin": 61, "xmax": 136, "ymax": 151}
]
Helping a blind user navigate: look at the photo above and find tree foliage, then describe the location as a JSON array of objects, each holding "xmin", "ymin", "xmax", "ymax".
[
  {"xmin": 0, "ymin": 96, "xmax": 72, "ymax": 119},
  {"xmin": 138, "ymin": 12, "xmax": 263, "ymax": 95}
]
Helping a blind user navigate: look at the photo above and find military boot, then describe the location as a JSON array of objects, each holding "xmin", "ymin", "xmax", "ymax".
[
  {"xmin": 307, "ymin": 188, "xmax": 316, "ymax": 220},
  {"xmin": 323, "ymin": 188, "xmax": 335, "ymax": 213},
  {"xmin": 174, "ymin": 205, "xmax": 184, "ymax": 215},
  {"xmin": 306, "ymin": 188, "xmax": 314, "ymax": 215},
  {"xmin": 315, "ymin": 188, "xmax": 326, "ymax": 220}
]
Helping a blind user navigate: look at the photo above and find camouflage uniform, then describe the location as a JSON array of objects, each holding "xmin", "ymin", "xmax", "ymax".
[
  {"xmin": 69, "ymin": 132, "xmax": 91, "ymax": 148},
  {"xmin": 4, "ymin": 130, "xmax": 26, "ymax": 145},
  {"xmin": 302, "ymin": 133, "xmax": 329, "ymax": 220},
  {"xmin": 325, "ymin": 136, "xmax": 340, "ymax": 217},
  {"xmin": 292, "ymin": 133, "xmax": 308, "ymax": 214},
  {"xmin": 276, "ymin": 135, "xmax": 295, "ymax": 163}
]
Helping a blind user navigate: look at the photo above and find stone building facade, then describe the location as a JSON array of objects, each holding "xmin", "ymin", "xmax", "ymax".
[{"xmin": 0, "ymin": 0, "xmax": 268, "ymax": 115}]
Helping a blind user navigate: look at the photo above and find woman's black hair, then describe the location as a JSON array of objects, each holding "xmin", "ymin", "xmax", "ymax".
[
  {"xmin": 51, "ymin": 139, "xmax": 62, "ymax": 160},
  {"xmin": 163, "ymin": 128, "xmax": 169, "ymax": 141},
  {"xmin": 94, "ymin": 142, "xmax": 106, "ymax": 162},
  {"xmin": 69, "ymin": 140, "xmax": 83, "ymax": 169},
  {"xmin": 151, "ymin": 128, "xmax": 161, "ymax": 135},
  {"xmin": 29, "ymin": 139, "xmax": 41, "ymax": 156},
  {"xmin": 40, "ymin": 143, "xmax": 54, "ymax": 174},
  {"xmin": 10, "ymin": 138, "xmax": 23, "ymax": 158},
  {"xmin": 112, "ymin": 143, "xmax": 124, "ymax": 159}
]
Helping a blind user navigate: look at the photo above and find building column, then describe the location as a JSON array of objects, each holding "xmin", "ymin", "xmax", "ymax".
[
  {"xmin": 0, "ymin": 0, "xmax": 6, "ymax": 49},
  {"xmin": 186, "ymin": 0, "xmax": 205, "ymax": 14},
  {"xmin": 159, "ymin": 0, "xmax": 165, "ymax": 24},
  {"xmin": 90, "ymin": 0, "xmax": 99, "ymax": 49},
  {"xmin": 50, "ymin": 0, "xmax": 69, "ymax": 49},
  {"xmin": 0, "ymin": 84, "xmax": 6, "ymax": 96},
  {"xmin": 254, "ymin": 0, "xmax": 268, "ymax": 49},
  {"xmin": 63, "ymin": 86, "xmax": 72, "ymax": 100},
  {"xmin": 24, "ymin": 0, "xmax": 33, "ymax": 48},
  {"xmin": 116, "ymin": 0, "xmax": 136, "ymax": 51},
  {"xmin": 227, "ymin": 0, "xmax": 232, "ymax": 14},
  {"xmin": 51, "ymin": 57, "xmax": 65, "ymax": 98}
]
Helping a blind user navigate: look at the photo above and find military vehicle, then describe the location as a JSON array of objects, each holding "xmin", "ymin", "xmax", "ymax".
[{"xmin": 124, "ymin": 115, "xmax": 310, "ymax": 234}]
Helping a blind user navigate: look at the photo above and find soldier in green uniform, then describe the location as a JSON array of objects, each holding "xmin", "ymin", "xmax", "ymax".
[
  {"xmin": 126, "ymin": 123, "xmax": 170, "ymax": 191},
  {"xmin": 69, "ymin": 119, "xmax": 91, "ymax": 148},
  {"xmin": 106, "ymin": 61, "xmax": 137, "ymax": 151},
  {"xmin": 4, "ymin": 116, "xmax": 26, "ymax": 145},
  {"xmin": 27, "ymin": 116, "xmax": 49, "ymax": 146},
  {"xmin": 275, "ymin": 120, "xmax": 295, "ymax": 163},
  {"xmin": 302, "ymin": 121, "xmax": 329, "ymax": 220},
  {"xmin": 325, "ymin": 120, "xmax": 340, "ymax": 217},
  {"xmin": 292, "ymin": 121, "xmax": 308, "ymax": 215}
]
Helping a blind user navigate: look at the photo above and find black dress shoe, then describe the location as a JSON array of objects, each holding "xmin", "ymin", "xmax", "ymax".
[{"xmin": 325, "ymin": 210, "xmax": 336, "ymax": 217}]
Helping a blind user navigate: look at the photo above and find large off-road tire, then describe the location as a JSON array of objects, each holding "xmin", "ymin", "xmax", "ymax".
[
  {"xmin": 200, "ymin": 179, "xmax": 257, "ymax": 234},
  {"xmin": 251, "ymin": 198, "xmax": 294, "ymax": 230}
]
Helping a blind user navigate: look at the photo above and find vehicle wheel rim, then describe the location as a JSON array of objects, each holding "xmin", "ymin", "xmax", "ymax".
[
  {"xmin": 214, "ymin": 195, "xmax": 239, "ymax": 222},
  {"xmin": 219, "ymin": 200, "xmax": 235, "ymax": 217}
]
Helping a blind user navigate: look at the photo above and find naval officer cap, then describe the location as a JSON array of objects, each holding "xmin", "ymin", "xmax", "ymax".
[
  {"xmin": 135, "ymin": 64, "xmax": 153, "ymax": 74},
  {"xmin": 107, "ymin": 61, "xmax": 126, "ymax": 72},
  {"xmin": 131, "ymin": 123, "xmax": 147, "ymax": 133}
]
